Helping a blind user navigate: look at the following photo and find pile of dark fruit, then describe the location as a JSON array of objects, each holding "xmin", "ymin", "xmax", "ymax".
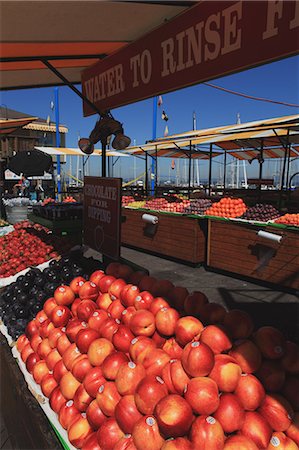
[
  {"xmin": 184, "ymin": 199, "xmax": 212, "ymax": 215},
  {"xmin": 240, "ymin": 204, "xmax": 281, "ymax": 222},
  {"xmin": 0, "ymin": 254, "xmax": 90, "ymax": 341}
]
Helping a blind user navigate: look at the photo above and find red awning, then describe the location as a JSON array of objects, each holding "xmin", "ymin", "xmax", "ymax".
[
  {"xmin": 0, "ymin": 2, "xmax": 188, "ymax": 90},
  {"xmin": 0, "ymin": 117, "xmax": 38, "ymax": 135}
]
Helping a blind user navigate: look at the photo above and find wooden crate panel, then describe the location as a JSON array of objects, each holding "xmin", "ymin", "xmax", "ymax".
[
  {"xmin": 210, "ymin": 241, "xmax": 299, "ymax": 263},
  {"xmin": 208, "ymin": 220, "xmax": 299, "ymax": 290},
  {"xmin": 121, "ymin": 209, "xmax": 205, "ymax": 263}
]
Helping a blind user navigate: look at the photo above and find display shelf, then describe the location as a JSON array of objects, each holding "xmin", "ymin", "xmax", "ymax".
[
  {"xmin": 28, "ymin": 213, "xmax": 82, "ymax": 231},
  {"xmin": 121, "ymin": 208, "xmax": 206, "ymax": 264},
  {"xmin": 207, "ymin": 219, "xmax": 299, "ymax": 291},
  {"xmin": 28, "ymin": 213, "xmax": 83, "ymax": 244}
]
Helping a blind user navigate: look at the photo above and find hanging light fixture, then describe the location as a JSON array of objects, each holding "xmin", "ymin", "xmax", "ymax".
[{"xmin": 78, "ymin": 113, "xmax": 131, "ymax": 155}]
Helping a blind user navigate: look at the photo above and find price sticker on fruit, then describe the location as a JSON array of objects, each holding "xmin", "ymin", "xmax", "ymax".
[{"xmin": 83, "ymin": 177, "xmax": 122, "ymax": 259}]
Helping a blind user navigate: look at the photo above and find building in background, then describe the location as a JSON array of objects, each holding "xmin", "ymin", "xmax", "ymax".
[
  {"xmin": 0, "ymin": 107, "xmax": 68, "ymax": 196},
  {"xmin": 0, "ymin": 106, "xmax": 68, "ymax": 158}
]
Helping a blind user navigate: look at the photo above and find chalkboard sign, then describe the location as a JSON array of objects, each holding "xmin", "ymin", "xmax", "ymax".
[{"xmin": 84, "ymin": 177, "xmax": 122, "ymax": 259}]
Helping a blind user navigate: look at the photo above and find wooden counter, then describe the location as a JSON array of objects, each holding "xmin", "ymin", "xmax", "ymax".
[
  {"xmin": 207, "ymin": 219, "xmax": 299, "ymax": 291},
  {"xmin": 121, "ymin": 209, "xmax": 206, "ymax": 264}
]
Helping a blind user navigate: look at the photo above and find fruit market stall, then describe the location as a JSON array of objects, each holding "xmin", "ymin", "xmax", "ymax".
[
  {"xmin": 1, "ymin": 1, "xmax": 299, "ymax": 447},
  {"xmin": 121, "ymin": 194, "xmax": 208, "ymax": 264},
  {"xmin": 121, "ymin": 194, "xmax": 299, "ymax": 290}
]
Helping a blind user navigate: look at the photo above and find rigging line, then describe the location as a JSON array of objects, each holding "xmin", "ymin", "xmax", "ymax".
[{"xmin": 203, "ymin": 82, "xmax": 299, "ymax": 108}]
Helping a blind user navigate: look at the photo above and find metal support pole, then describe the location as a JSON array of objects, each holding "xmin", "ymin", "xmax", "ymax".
[
  {"xmin": 108, "ymin": 155, "xmax": 111, "ymax": 177},
  {"xmin": 0, "ymin": 159, "xmax": 7, "ymax": 220},
  {"xmin": 286, "ymin": 144, "xmax": 291, "ymax": 190},
  {"xmin": 42, "ymin": 60, "xmax": 104, "ymax": 116},
  {"xmin": 145, "ymin": 152, "xmax": 148, "ymax": 197},
  {"xmin": 151, "ymin": 97, "xmax": 157, "ymax": 195},
  {"xmin": 188, "ymin": 142, "xmax": 192, "ymax": 198},
  {"xmin": 259, "ymin": 144, "xmax": 264, "ymax": 181},
  {"xmin": 155, "ymin": 146, "xmax": 158, "ymax": 196},
  {"xmin": 208, "ymin": 143, "xmax": 212, "ymax": 196},
  {"xmin": 258, "ymin": 140, "xmax": 264, "ymax": 202},
  {"xmin": 223, "ymin": 150, "xmax": 227, "ymax": 191},
  {"xmin": 279, "ymin": 147, "xmax": 288, "ymax": 210},
  {"xmin": 280, "ymin": 147, "xmax": 288, "ymax": 191},
  {"xmin": 101, "ymin": 139, "xmax": 107, "ymax": 177},
  {"xmin": 55, "ymin": 87, "xmax": 61, "ymax": 200}
]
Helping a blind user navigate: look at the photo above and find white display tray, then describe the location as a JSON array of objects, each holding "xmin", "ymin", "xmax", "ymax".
[
  {"xmin": 0, "ymin": 321, "xmax": 75, "ymax": 449},
  {"xmin": 0, "ymin": 225, "xmax": 14, "ymax": 236}
]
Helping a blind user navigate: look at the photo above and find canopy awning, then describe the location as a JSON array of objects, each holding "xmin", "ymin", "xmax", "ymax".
[
  {"xmin": 123, "ymin": 114, "xmax": 299, "ymax": 158},
  {"xmin": 0, "ymin": 117, "xmax": 38, "ymax": 134},
  {"xmin": 228, "ymin": 147, "xmax": 299, "ymax": 160},
  {"xmin": 35, "ymin": 147, "xmax": 129, "ymax": 158},
  {"xmin": 124, "ymin": 145, "xmax": 221, "ymax": 159},
  {"xmin": 0, "ymin": 1, "xmax": 188, "ymax": 90}
]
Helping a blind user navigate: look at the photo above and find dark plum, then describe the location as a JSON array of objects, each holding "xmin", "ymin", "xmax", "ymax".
[
  {"xmin": 36, "ymin": 291, "xmax": 47, "ymax": 303},
  {"xmin": 3, "ymin": 291, "xmax": 13, "ymax": 302},
  {"xmin": 22, "ymin": 280, "xmax": 32, "ymax": 292},
  {"xmin": 72, "ymin": 266, "xmax": 84, "ymax": 277},
  {"xmin": 18, "ymin": 293, "xmax": 28, "ymax": 305},
  {"xmin": 34, "ymin": 276, "xmax": 45, "ymax": 288},
  {"xmin": 30, "ymin": 268, "xmax": 42, "ymax": 277},
  {"xmin": 27, "ymin": 298, "xmax": 36, "ymax": 309},
  {"xmin": 30, "ymin": 302, "xmax": 42, "ymax": 315},
  {"xmin": 16, "ymin": 275, "xmax": 26, "ymax": 284},
  {"xmin": 15, "ymin": 308, "xmax": 28, "ymax": 319},
  {"xmin": 29, "ymin": 286, "xmax": 39, "ymax": 297},
  {"xmin": 25, "ymin": 270, "xmax": 35, "ymax": 281},
  {"xmin": 43, "ymin": 268, "xmax": 58, "ymax": 280}
]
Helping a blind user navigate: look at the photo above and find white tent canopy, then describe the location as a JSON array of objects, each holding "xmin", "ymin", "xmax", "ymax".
[{"xmin": 35, "ymin": 147, "xmax": 129, "ymax": 157}]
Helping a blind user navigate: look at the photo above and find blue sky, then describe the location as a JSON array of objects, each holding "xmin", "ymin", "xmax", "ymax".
[{"xmin": 1, "ymin": 55, "xmax": 299, "ymax": 183}]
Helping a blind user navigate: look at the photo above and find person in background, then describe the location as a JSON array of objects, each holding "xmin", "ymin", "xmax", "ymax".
[
  {"xmin": 35, "ymin": 179, "xmax": 44, "ymax": 201},
  {"xmin": 21, "ymin": 175, "xmax": 30, "ymax": 197},
  {"xmin": 13, "ymin": 177, "xmax": 23, "ymax": 196}
]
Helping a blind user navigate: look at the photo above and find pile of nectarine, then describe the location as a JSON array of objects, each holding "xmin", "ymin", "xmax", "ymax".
[{"xmin": 16, "ymin": 262, "xmax": 299, "ymax": 449}]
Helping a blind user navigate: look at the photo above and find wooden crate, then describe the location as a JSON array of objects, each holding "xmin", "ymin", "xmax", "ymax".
[
  {"xmin": 121, "ymin": 209, "xmax": 206, "ymax": 264},
  {"xmin": 207, "ymin": 219, "xmax": 299, "ymax": 290}
]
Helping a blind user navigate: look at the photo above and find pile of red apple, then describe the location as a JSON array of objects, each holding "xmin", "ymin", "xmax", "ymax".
[
  {"xmin": 0, "ymin": 225, "xmax": 72, "ymax": 277},
  {"xmin": 42, "ymin": 197, "xmax": 56, "ymax": 206},
  {"xmin": 145, "ymin": 198, "xmax": 191, "ymax": 213},
  {"xmin": 63, "ymin": 196, "xmax": 77, "ymax": 203},
  {"xmin": 14, "ymin": 220, "xmax": 51, "ymax": 234},
  {"xmin": 122, "ymin": 196, "xmax": 135, "ymax": 206},
  {"xmin": 16, "ymin": 263, "xmax": 299, "ymax": 450}
]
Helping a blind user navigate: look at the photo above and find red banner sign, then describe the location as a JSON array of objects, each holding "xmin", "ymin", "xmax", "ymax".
[
  {"xmin": 82, "ymin": 0, "xmax": 299, "ymax": 116},
  {"xmin": 83, "ymin": 177, "xmax": 122, "ymax": 259}
]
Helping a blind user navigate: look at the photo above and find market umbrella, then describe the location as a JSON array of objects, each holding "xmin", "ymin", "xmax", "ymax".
[{"xmin": 8, "ymin": 149, "xmax": 53, "ymax": 177}]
